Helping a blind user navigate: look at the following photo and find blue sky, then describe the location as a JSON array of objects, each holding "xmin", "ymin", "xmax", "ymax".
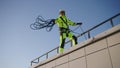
[{"xmin": 0, "ymin": 0, "xmax": 120, "ymax": 68}]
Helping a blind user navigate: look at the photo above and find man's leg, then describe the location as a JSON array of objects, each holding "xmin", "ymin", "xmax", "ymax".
[
  {"xmin": 72, "ymin": 35, "xmax": 78, "ymax": 46},
  {"xmin": 59, "ymin": 33, "xmax": 66, "ymax": 53},
  {"xmin": 68, "ymin": 32, "xmax": 78, "ymax": 46}
]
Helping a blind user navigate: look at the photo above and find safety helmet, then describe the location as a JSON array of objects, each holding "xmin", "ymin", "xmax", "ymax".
[{"xmin": 59, "ymin": 9, "xmax": 65, "ymax": 15}]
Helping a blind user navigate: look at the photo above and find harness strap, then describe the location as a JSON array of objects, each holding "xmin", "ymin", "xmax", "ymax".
[{"xmin": 60, "ymin": 17, "xmax": 69, "ymax": 29}]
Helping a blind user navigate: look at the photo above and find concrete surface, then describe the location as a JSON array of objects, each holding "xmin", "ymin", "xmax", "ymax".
[{"xmin": 31, "ymin": 24, "xmax": 120, "ymax": 68}]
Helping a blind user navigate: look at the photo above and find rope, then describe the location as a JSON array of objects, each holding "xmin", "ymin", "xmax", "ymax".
[
  {"xmin": 70, "ymin": 25, "xmax": 87, "ymax": 40},
  {"xmin": 70, "ymin": 25, "xmax": 81, "ymax": 34},
  {"xmin": 30, "ymin": 15, "xmax": 55, "ymax": 32}
]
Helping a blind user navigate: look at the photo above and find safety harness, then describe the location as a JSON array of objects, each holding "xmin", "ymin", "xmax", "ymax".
[{"xmin": 59, "ymin": 17, "xmax": 70, "ymax": 36}]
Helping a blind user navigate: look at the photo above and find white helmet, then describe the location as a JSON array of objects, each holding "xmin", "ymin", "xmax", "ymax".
[{"xmin": 59, "ymin": 9, "xmax": 65, "ymax": 15}]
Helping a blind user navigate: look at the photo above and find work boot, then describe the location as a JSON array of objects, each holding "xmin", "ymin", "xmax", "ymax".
[{"xmin": 59, "ymin": 48, "xmax": 64, "ymax": 53}]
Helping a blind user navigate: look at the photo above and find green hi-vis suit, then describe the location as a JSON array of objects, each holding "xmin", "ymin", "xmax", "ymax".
[{"xmin": 55, "ymin": 15, "xmax": 78, "ymax": 53}]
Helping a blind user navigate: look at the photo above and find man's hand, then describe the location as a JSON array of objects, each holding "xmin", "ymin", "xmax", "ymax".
[
  {"xmin": 76, "ymin": 22, "xmax": 82, "ymax": 25},
  {"xmin": 51, "ymin": 19, "xmax": 55, "ymax": 23}
]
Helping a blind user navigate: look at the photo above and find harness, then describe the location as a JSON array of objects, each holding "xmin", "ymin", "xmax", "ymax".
[{"xmin": 59, "ymin": 17, "xmax": 70, "ymax": 36}]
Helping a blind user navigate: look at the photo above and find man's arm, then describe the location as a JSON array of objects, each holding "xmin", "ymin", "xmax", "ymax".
[
  {"xmin": 67, "ymin": 19, "xmax": 82, "ymax": 26},
  {"xmin": 67, "ymin": 19, "xmax": 76, "ymax": 26}
]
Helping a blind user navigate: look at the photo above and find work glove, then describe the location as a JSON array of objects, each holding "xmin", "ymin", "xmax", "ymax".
[
  {"xmin": 51, "ymin": 19, "xmax": 55, "ymax": 23},
  {"xmin": 76, "ymin": 22, "xmax": 82, "ymax": 25}
]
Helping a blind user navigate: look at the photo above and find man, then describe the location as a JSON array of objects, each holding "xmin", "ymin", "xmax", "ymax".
[{"xmin": 53, "ymin": 10, "xmax": 82, "ymax": 53}]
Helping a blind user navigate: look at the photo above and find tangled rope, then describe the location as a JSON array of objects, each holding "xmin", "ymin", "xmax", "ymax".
[{"xmin": 30, "ymin": 15, "xmax": 55, "ymax": 32}]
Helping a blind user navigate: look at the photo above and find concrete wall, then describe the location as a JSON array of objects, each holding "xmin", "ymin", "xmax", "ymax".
[{"xmin": 31, "ymin": 24, "xmax": 120, "ymax": 68}]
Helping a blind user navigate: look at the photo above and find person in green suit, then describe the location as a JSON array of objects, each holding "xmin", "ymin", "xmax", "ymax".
[{"xmin": 53, "ymin": 10, "xmax": 82, "ymax": 53}]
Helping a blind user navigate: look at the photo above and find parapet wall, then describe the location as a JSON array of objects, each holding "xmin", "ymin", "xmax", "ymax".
[{"xmin": 31, "ymin": 24, "xmax": 120, "ymax": 68}]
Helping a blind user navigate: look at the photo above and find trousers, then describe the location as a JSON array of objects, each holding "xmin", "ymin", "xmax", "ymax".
[{"xmin": 59, "ymin": 30, "xmax": 77, "ymax": 53}]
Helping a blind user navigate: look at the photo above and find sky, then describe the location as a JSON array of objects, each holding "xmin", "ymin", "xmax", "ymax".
[{"xmin": 0, "ymin": 0, "xmax": 120, "ymax": 68}]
